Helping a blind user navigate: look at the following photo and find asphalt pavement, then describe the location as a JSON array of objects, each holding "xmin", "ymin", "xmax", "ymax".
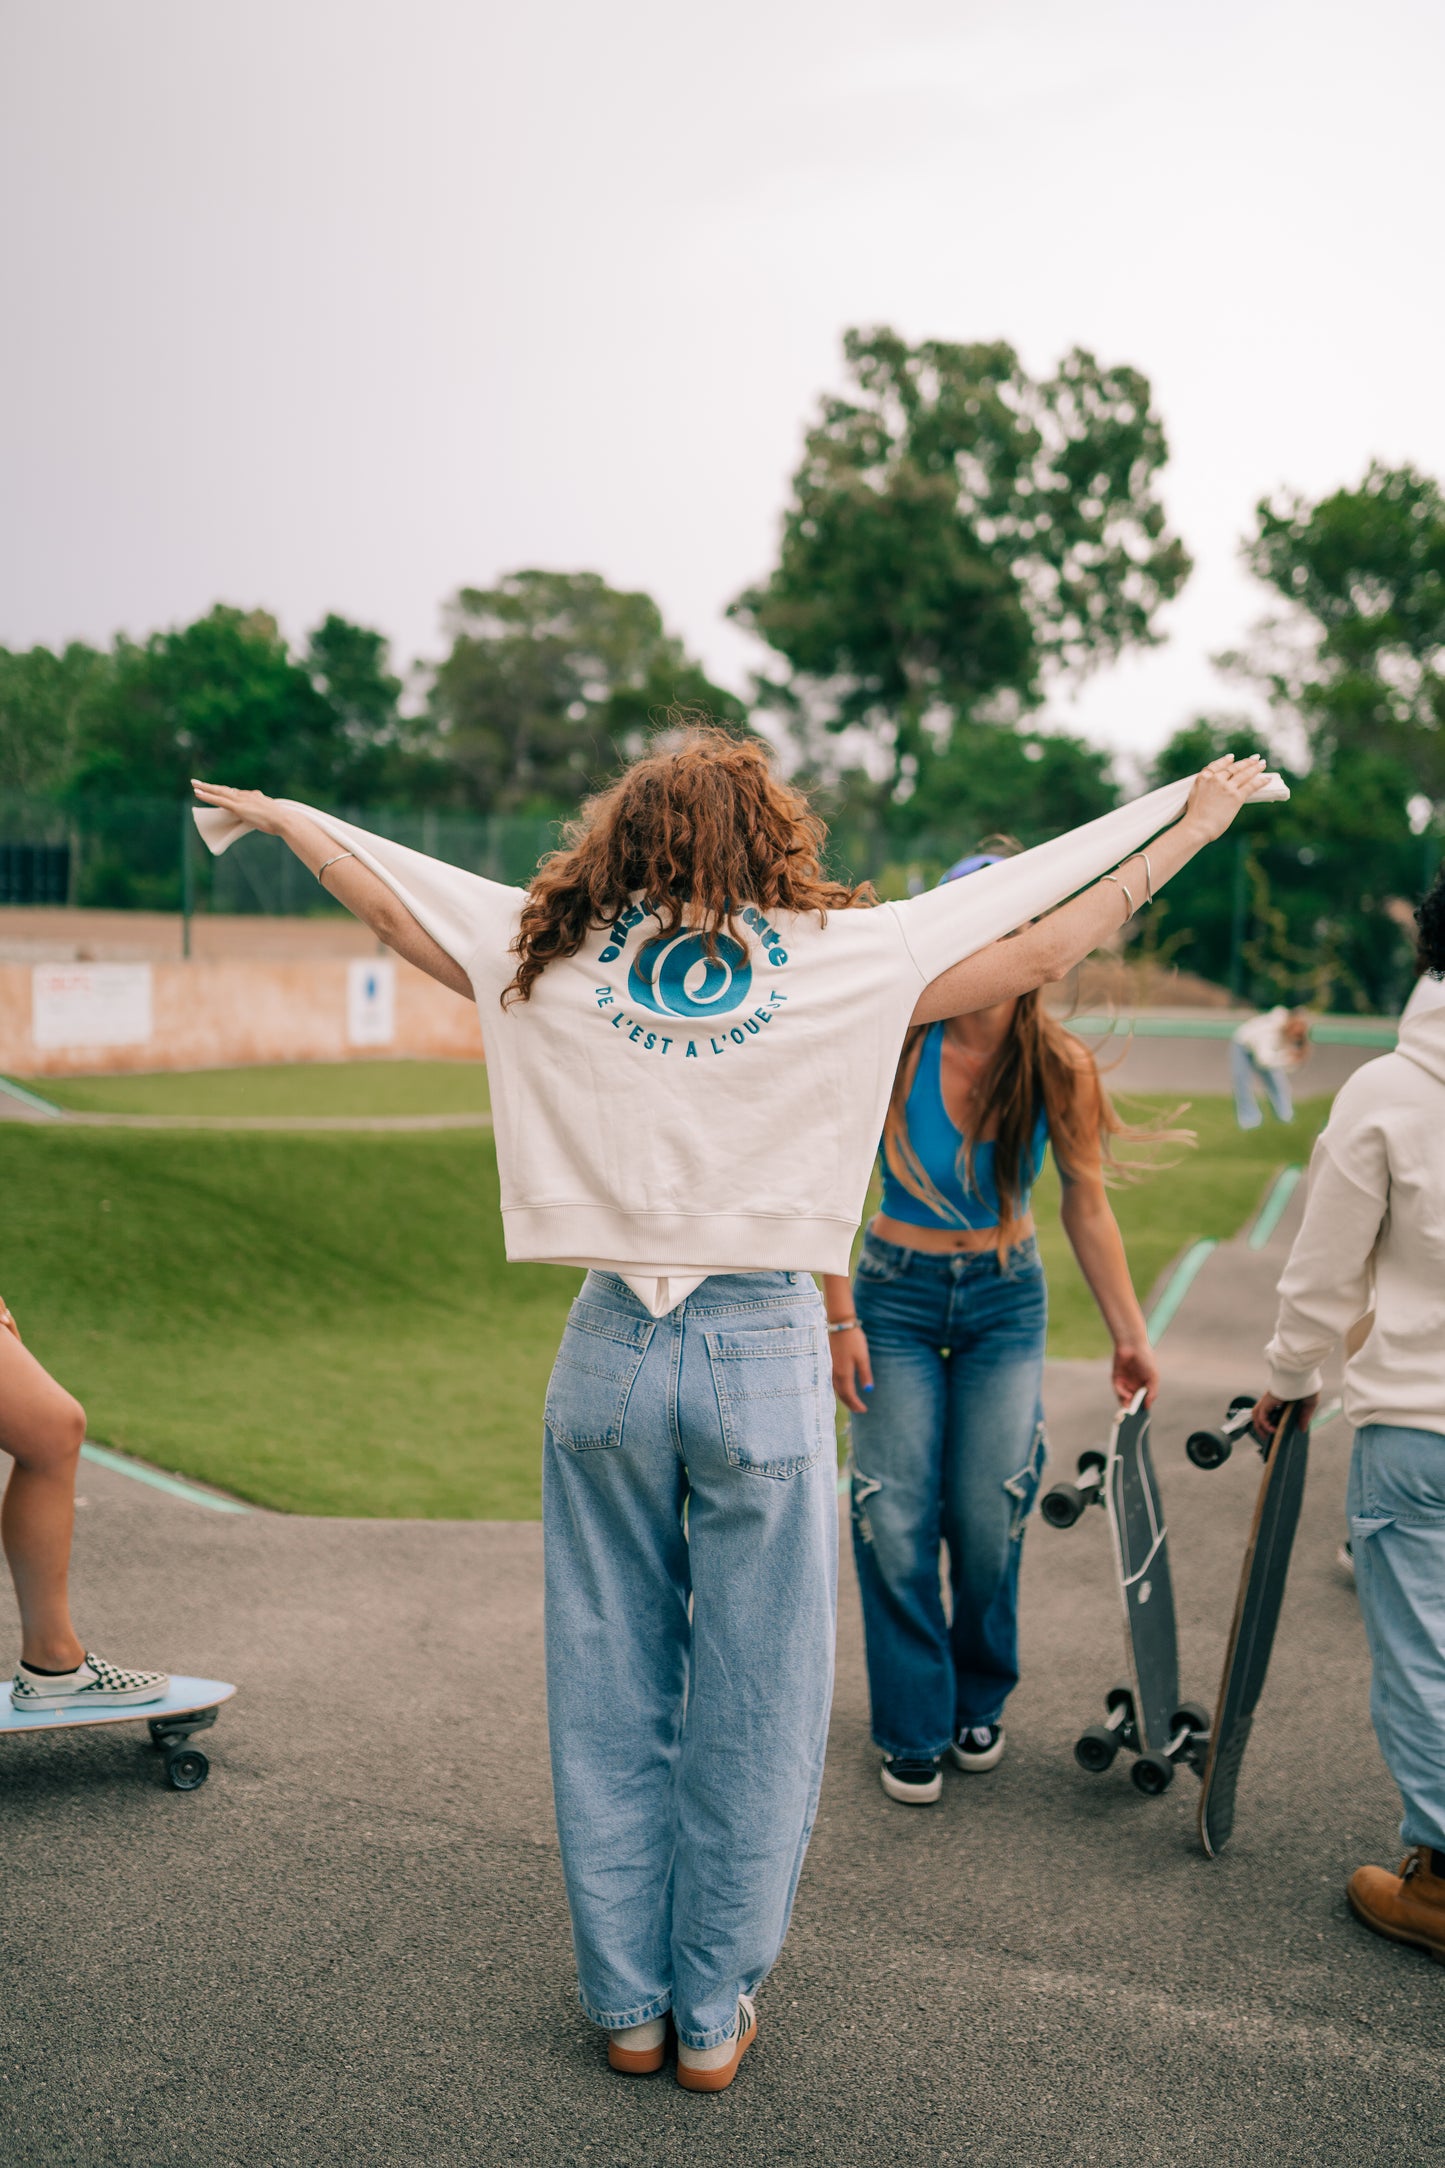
[{"xmin": 2, "ymin": 1178, "xmax": 1439, "ymax": 2167}]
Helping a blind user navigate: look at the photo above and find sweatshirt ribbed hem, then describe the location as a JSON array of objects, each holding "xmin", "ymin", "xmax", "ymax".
[
  {"xmin": 1264, "ymin": 1362, "xmax": 1325, "ymax": 1403},
  {"xmin": 502, "ymin": 1204, "xmax": 859, "ymax": 1277}
]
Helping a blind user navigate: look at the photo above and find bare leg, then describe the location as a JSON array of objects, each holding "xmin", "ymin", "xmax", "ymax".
[{"xmin": 0, "ymin": 1327, "xmax": 87, "ymax": 1672}]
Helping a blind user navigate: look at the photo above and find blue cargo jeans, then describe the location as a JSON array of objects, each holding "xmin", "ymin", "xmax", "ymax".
[
  {"xmin": 542, "ymin": 1270, "xmax": 838, "ymax": 2052},
  {"xmin": 1348, "ymin": 1422, "xmax": 1445, "ymax": 1853},
  {"xmin": 848, "ymin": 1231, "xmax": 1049, "ymax": 1761}
]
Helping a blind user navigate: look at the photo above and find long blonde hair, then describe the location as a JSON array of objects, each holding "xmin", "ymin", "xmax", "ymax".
[{"xmin": 882, "ymin": 991, "xmax": 1184, "ymax": 1252}]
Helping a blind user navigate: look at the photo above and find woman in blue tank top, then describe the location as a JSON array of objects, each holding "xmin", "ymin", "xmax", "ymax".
[{"xmin": 822, "ymin": 853, "xmax": 1161, "ymax": 1807}]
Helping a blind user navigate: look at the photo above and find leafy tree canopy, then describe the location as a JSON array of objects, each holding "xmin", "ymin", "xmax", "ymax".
[
  {"xmin": 0, "ymin": 641, "xmax": 111, "ymax": 794},
  {"xmin": 1240, "ymin": 462, "xmax": 1445, "ymax": 798},
  {"xmin": 68, "ymin": 606, "xmax": 409, "ymax": 804},
  {"xmin": 424, "ymin": 570, "xmax": 745, "ymax": 814},
  {"xmin": 1147, "ymin": 715, "xmax": 1429, "ymax": 1013},
  {"xmin": 732, "ymin": 328, "xmax": 1191, "ymax": 790}
]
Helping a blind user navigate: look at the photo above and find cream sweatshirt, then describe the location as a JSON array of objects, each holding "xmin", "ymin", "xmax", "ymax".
[
  {"xmin": 197, "ymin": 769, "xmax": 1285, "ymax": 1314},
  {"xmin": 1264, "ymin": 973, "xmax": 1445, "ymax": 1436}
]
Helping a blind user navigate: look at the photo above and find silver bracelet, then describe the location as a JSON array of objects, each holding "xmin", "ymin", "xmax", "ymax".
[
  {"xmin": 827, "ymin": 1317, "xmax": 861, "ymax": 1335},
  {"xmin": 1102, "ymin": 873, "xmax": 1135, "ymax": 920},
  {"xmin": 1130, "ymin": 849, "xmax": 1154, "ymax": 904},
  {"xmin": 316, "ymin": 850, "xmax": 355, "ymax": 891}
]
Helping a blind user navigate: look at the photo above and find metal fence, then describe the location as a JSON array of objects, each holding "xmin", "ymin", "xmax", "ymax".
[
  {"xmin": 1, "ymin": 790, "xmax": 1437, "ymax": 1013},
  {"xmin": 0, "ymin": 794, "xmax": 564, "ymax": 917}
]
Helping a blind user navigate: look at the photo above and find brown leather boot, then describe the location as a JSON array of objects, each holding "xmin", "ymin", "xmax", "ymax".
[{"xmin": 1347, "ymin": 1848, "xmax": 1445, "ymax": 1960}]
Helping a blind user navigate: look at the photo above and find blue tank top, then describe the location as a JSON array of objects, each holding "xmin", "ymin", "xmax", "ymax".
[{"xmin": 878, "ymin": 1022, "xmax": 1049, "ymax": 1231}]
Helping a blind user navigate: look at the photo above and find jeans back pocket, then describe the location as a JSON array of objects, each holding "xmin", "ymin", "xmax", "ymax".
[
  {"xmin": 544, "ymin": 1301, "xmax": 654, "ymax": 1451},
  {"xmin": 705, "ymin": 1321, "xmax": 828, "ymax": 1479}
]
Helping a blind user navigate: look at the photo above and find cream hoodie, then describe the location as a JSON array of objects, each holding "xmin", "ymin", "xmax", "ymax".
[
  {"xmin": 1264, "ymin": 973, "xmax": 1445, "ymax": 1436},
  {"xmin": 197, "ymin": 769, "xmax": 1285, "ymax": 1314}
]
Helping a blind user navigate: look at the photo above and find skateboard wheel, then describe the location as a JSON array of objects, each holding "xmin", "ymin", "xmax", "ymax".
[
  {"xmin": 1078, "ymin": 1450, "xmax": 1107, "ymax": 1477},
  {"xmin": 1042, "ymin": 1482, "xmax": 1086, "ymax": 1529},
  {"xmin": 1075, "ymin": 1727, "xmax": 1119, "ymax": 1774},
  {"xmin": 1131, "ymin": 1751, "xmax": 1174, "ymax": 1796},
  {"xmin": 164, "ymin": 1747, "xmax": 209, "ymax": 1792},
  {"xmin": 1171, "ymin": 1703, "xmax": 1210, "ymax": 1740},
  {"xmin": 1186, "ymin": 1427, "xmax": 1232, "ymax": 1470},
  {"xmin": 1227, "ymin": 1394, "xmax": 1256, "ymax": 1418}
]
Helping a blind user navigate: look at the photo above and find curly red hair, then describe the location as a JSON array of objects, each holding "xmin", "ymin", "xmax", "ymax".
[{"xmin": 503, "ymin": 722, "xmax": 870, "ymax": 1005}]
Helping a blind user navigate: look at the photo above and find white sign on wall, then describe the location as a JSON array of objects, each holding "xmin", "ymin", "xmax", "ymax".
[
  {"xmin": 346, "ymin": 958, "xmax": 396, "ymax": 1047},
  {"xmin": 32, "ymin": 964, "xmax": 154, "ymax": 1051}
]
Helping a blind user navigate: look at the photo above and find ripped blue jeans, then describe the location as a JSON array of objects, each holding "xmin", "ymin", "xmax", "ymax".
[
  {"xmin": 1348, "ymin": 1422, "xmax": 1445, "ymax": 1853},
  {"xmin": 849, "ymin": 1231, "xmax": 1048, "ymax": 1760}
]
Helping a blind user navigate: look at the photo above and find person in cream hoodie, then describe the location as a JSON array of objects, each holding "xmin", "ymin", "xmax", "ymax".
[{"xmin": 1254, "ymin": 868, "xmax": 1445, "ymax": 1960}]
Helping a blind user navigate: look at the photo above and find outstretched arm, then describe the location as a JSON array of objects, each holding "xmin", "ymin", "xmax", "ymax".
[
  {"xmin": 910, "ymin": 757, "xmax": 1267, "ymax": 1024},
  {"xmin": 192, "ymin": 783, "xmax": 474, "ymax": 999}
]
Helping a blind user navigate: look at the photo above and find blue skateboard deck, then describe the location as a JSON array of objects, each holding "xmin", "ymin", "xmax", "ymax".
[{"xmin": 1, "ymin": 1676, "xmax": 235, "ymax": 1790}]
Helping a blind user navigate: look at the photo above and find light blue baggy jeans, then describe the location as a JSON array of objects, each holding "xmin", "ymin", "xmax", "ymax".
[
  {"xmin": 542, "ymin": 1270, "xmax": 838, "ymax": 2051},
  {"xmin": 1348, "ymin": 1422, "xmax": 1445, "ymax": 1853},
  {"xmin": 1231, "ymin": 1039, "xmax": 1293, "ymax": 1130}
]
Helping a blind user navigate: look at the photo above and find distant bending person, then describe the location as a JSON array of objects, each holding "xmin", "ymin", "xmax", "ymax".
[
  {"xmin": 1231, "ymin": 1003, "xmax": 1310, "ymax": 1129},
  {"xmin": 194, "ymin": 732, "xmax": 1277, "ymax": 2092},
  {"xmin": 1252, "ymin": 871, "xmax": 1445, "ymax": 1960},
  {"xmin": 1, "ymin": 1298, "xmax": 168, "ymax": 1710}
]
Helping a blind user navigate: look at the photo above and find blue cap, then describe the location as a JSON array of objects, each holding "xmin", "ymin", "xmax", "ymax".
[{"xmin": 938, "ymin": 852, "xmax": 1005, "ymax": 886}]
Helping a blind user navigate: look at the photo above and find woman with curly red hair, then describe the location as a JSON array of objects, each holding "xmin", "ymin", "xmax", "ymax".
[{"xmin": 195, "ymin": 728, "xmax": 1277, "ymax": 2089}]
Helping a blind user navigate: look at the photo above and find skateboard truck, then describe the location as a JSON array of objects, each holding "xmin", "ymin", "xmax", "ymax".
[
  {"xmin": 1040, "ymin": 1450, "xmax": 1108, "ymax": 1529},
  {"xmin": 1184, "ymin": 1394, "xmax": 1259, "ymax": 1470},
  {"xmin": 146, "ymin": 1703, "xmax": 217, "ymax": 1792},
  {"xmin": 1075, "ymin": 1686, "xmax": 1211, "ymax": 1794}
]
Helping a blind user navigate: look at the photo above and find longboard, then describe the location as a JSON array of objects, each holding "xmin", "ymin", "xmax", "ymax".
[
  {"xmin": 1042, "ymin": 1393, "xmax": 1207, "ymax": 1794},
  {"xmin": 0, "ymin": 1675, "xmax": 235, "ymax": 1791},
  {"xmin": 1196, "ymin": 1404, "xmax": 1309, "ymax": 1857}
]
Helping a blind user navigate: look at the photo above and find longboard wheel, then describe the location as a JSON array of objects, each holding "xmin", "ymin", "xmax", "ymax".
[
  {"xmin": 1131, "ymin": 1750, "xmax": 1174, "ymax": 1796},
  {"xmin": 1075, "ymin": 1726, "xmax": 1120, "ymax": 1774},
  {"xmin": 1186, "ymin": 1427, "xmax": 1232, "ymax": 1470},
  {"xmin": 1171, "ymin": 1702, "xmax": 1210, "ymax": 1740},
  {"xmin": 1042, "ymin": 1482, "xmax": 1087, "ymax": 1529},
  {"xmin": 164, "ymin": 1747, "xmax": 209, "ymax": 1791}
]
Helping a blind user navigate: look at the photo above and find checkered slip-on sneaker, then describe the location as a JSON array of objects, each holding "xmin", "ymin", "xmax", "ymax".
[{"xmin": 11, "ymin": 1652, "xmax": 169, "ymax": 1711}]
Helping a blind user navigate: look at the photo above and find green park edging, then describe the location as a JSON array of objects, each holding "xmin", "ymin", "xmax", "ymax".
[
  {"xmin": 1069, "ymin": 1014, "xmax": 1397, "ymax": 1048},
  {"xmin": 0, "ymin": 1075, "xmax": 65, "ymax": 1118},
  {"xmin": 1144, "ymin": 1238, "xmax": 1218, "ymax": 1346},
  {"xmin": 1248, "ymin": 1165, "xmax": 1303, "ymax": 1250},
  {"xmin": 80, "ymin": 1441, "xmax": 251, "ymax": 1515}
]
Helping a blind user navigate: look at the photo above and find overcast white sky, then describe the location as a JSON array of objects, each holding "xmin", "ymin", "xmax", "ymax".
[{"xmin": 3, "ymin": 0, "xmax": 1442, "ymax": 769}]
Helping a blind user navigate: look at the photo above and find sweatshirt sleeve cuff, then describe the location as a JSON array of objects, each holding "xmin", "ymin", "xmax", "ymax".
[{"xmin": 1265, "ymin": 1359, "xmax": 1324, "ymax": 1402}]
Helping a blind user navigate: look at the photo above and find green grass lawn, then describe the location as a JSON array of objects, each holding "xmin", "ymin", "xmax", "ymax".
[
  {"xmin": 1035, "ymin": 1093, "xmax": 1331, "ymax": 1356},
  {"xmin": 0, "ymin": 1095, "xmax": 1330, "ymax": 1519},
  {"xmin": 26, "ymin": 1060, "xmax": 491, "ymax": 1119}
]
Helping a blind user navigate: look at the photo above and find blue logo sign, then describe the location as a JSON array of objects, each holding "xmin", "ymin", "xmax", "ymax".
[{"xmin": 627, "ymin": 930, "xmax": 753, "ymax": 1019}]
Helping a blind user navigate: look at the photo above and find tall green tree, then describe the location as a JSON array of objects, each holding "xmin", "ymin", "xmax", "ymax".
[
  {"xmin": 731, "ymin": 328, "xmax": 1191, "ymax": 791},
  {"xmin": 1148, "ymin": 716, "xmax": 1427, "ymax": 1013},
  {"xmin": 72, "ymin": 606, "xmax": 406, "ymax": 803},
  {"xmin": 425, "ymin": 570, "xmax": 745, "ymax": 814},
  {"xmin": 1240, "ymin": 462, "xmax": 1445, "ymax": 798},
  {"xmin": 0, "ymin": 641, "xmax": 112, "ymax": 794}
]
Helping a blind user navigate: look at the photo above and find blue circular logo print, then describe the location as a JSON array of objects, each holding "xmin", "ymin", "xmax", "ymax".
[{"xmin": 627, "ymin": 930, "xmax": 753, "ymax": 1019}]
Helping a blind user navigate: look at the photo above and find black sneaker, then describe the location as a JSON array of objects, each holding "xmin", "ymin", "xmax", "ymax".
[
  {"xmin": 880, "ymin": 1755, "xmax": 942, "ymax": 1804},
  {"xmin": 950, "ymin": 1723, "xmax": 1005, "ymax": 1773}
]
